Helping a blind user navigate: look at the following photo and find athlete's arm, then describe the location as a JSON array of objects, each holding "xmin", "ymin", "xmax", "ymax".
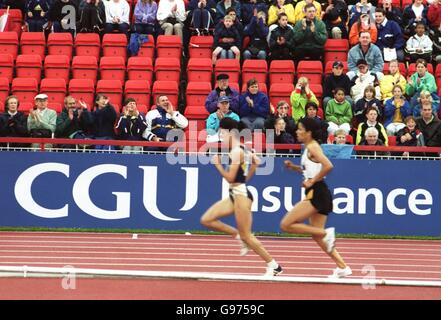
[
  {"xmin": 246, "ymin": 152, "xmax": 260, "ymax": 182},
  {"xmin": 307, "ymin": 143, "xmax": 333, "ymax": 185},
  {"xmin": 212, "ymin": 148, "xmax": 242, "ymax": 183},
  {"xmin": 284, "ymin": 160, "xmax": 303, "ymax": 173}
]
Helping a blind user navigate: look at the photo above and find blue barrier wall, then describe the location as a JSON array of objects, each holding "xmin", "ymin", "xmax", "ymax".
[{"xmin": 0, "ymin": 152, "xmax": 439, "ymax": 236}]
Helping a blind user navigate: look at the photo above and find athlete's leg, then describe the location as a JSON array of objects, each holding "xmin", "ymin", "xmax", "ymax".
[
  {"xmin": 280, "ymin": 200, "xmax": 327, "ymax": 237},
  {"xmin": 200, "ymin": 198, "xmax": 237, "ymax": 236}
]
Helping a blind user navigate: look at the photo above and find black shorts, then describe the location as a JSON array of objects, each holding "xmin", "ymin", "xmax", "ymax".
[{"xmin": 304, "ymin": 180, "xmax": 333, "ymax": 216}]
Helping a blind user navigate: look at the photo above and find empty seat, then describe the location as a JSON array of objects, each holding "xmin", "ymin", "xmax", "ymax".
[
  {"xmin": 44, "ymin": 55, "xmax": 70, "ymax": 83},
  {"xmin": 99, "ymin": 56, "xmax": 126, "ymax": 83},
  {"xmin": 15, "ymin": 54, "xmax": 42, "ymax": 84},
  {"xmin": 47, "ymin": 33, "xmax": 73, "ymax": 60},
  {"xmin": 269, "ymin": 60, "xmax": 295, "ymax": 85},
  {"xmin": 242, "ymin": 59, "xmax": 267, "ymax": 86},
  {"xmin": 40, "ymin": 78, "xmax": 67, "ymax": 106},
  {"xmin": 68, "ymin": 79, "xmax": 95, "ymax": 108},
  {"xmin": 324, "ymin": 39, "xmax": 350, "ymax": 64},
  {"xmin": 102, "ymin": 34, "xmax": 128, "ymax": 61},
  {"xmin": 189, "ymin": 36, "xmax": 214, "ymax": 59},
  {"xmin": 152, "ymin": 81, "xmax": 179, "ymax": 106},
  {"xmin": 137, "ymin": 34, "xmax": 155, "ymax": 59},
  {"xmin": 72, "ymin": 56, "xmax": 98, "ymax": 84},
  {"xmin": 96, "ymin": 80, "xmax": 123, "ymax": 111},
  {"xmin": 0, "ymin": 32, "xmax": 19, "ymax": 61},
  {"xmin": 0, "ymin": 77, "xmax": 9, "ymax": 110},
  {"xmin": 124, "ymin": 80, "xmax": 151, "ymax": 107},
  {"xmin": 187, "ymin": 58, "xmax": 212, "ymax": 83},
  {"xmin": 75, "ymin": 33, "xmax": 101, "ymax": 60},
  {"xmin": 214, "ymin": 59, "xmax": 240, "ymax": 84},
  {"xmin": 154, "ymin": 57, "xmax": 181, "ymax": 83},
  {"xmin": 20, "ymin": 32, "xmax": 46, "ymax": 61},
  {"xmin": 127, "ymin": 57, "xmax": 153, "ymax": 84},
  {"xmin": 156, "ymin": 35, "xmax": 182, "ymax": 58},
  {"xmin": 269, "ymin": 83, "xmax": 295, "ymax": 115},
  {"xmin": 0, "ymin": 54, "xmax": 14, "ymax": 83},
  {"xmin": 297, "ymin": 60, "xmax": 323, "ymax": 85},
  {"xmin": 11, "ymin": 78, "xmax": 38, "ymax": 104},
  {"xmin": 186, "ymin": 82, "xmax": 212, "ymax": 107}
]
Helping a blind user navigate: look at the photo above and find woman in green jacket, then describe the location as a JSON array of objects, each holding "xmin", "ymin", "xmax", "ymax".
[{"xmin": 290, "ymin": 77, "xmax": 319, "ymax": 122}]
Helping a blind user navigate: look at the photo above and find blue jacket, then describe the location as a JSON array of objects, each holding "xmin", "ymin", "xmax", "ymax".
[
  {"xmin": 214, "ymin": 23, "xmax": 242, "ymax": 49},
  {"xmin": 241, "ymin": 1, "xmax": 268, "ymax": 26},
  {"xmin": 376, "ymin": 19, "xmax": 405, "ymax": 50},
  {"xmin": 115, "ymin": 114, "xmax": 148, "ymax": 141},
  {"xmin": 215, "ymin": 0, "xmax": 241, "ymax": 24},
  {"xmin": 91, "ymin": 104, "xmax": 117, "ymax": 138},
  {"xmin": 26, "ymin": 0, "xmax": 50, "ymax": 20},
  {"xmin": 348, "ymin": 43, "xmax": 384, "ymax": 74},
  {"xmin": 244, "ymin": 15, "xmax": 269, "ymax": 49},
  {"xmin": 206, "ymin": 110, "xmax": 240, "ymax": 135},
  {"xmin": 205, "ymin": 87, "xmax": 240, "ymax": 114},
  {"xmin": 239, "ymin": 91, "xmax": 270, "ymax": 118},
  {"xmin": 384, "ymin": 98, "xmax": 412, "ymax": 127}
]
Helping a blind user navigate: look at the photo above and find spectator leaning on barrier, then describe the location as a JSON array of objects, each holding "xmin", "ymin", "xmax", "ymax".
[
  {"xmin": 27, "ymin": 93, "xmax": 57, "ymax": 149},
  {"xmin": 357, "ymin": 126, "xmax": 390, "ymax": 158},
  {"xmin": 239, "ymin": 78, "xmax": 270, "ymax": 131},
  {"xmin": 416, "ymin": 102, "xmax": 441, "ymax": 147},
  {"xmin": 205, "ymin": 74, "xmax": 240, "ymax": 114},
  {"xmin": 90, "ymin": 94, "xmax": 117, "ymax": 150},
  {"xmin": 206, "ymin": 95, "xmax": 240, "ymax": 142},
  {"xmin": 0, "ymin": 96, "xmax": 28, "ymax": 147}
]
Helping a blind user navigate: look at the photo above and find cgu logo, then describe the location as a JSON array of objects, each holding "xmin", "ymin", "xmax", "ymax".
[{"xmin": 14, "ymin": 163, "xmax": 199, "ymax": 221}]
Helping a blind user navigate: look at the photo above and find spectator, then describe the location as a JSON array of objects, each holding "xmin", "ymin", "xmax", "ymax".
[
  {"xmin": 212, "ymin": 14, "xmax": 241, "ymax": 64},
  {"xmin": 403, "ymin": 0, "xmax": 428, "ymax": 37},
  {"xmin": 241, "ymin": 0, "xmax": 268, "ymax": 27},
  {"xmin": 243, "ymin": 10, "xmax": 269, "ymax": 60},
  {"xmin": 220, "ymin": 7, "xmax": 244, "ymax": 37},
  {"xmin": 264, "ymin": 100, "xmax": 296, "ymax": 136},
  {"xmin": 115, "ymin": 98, "xmax": 148, "ymax": 153},
  {"xmin": 416, "ymin": 102, "xmax": 441, "ymax": 148},
  {"xmin": 133, "ymin": 0, "xmax": 158, "ymax": 35},
  {"xmin": 405, "ymin": 22, "xmax": 433, "ymax": 62},
  {"xmin": 302, "ymin": 101, "xmax": 329, "ymax": 143},
  {"xmin": 273, "ymin": 117, "xmax": 296, "ymax": 153},
  {"xmin": 215, "ymin": 0, "xmax": 241, "ymax": 24},
  {"xmin": 268, "ymin": 12, "xmax": 295, "ymax": 61},
  {"xmin": 103, "ymin": 0, "xmax": 130, "ymax": 37},
  {"xmin": 384, "ymin": 85, "xmax": 412, "ymax": 136},
  {"xmin": 357, "ymin": 126, "xmax": 390, "ymax": 158},
  {"xmin": 268, "ymin": 0, "xmax": 296, "ymax": 34},
  {"xmin": 188, "ymin": 0, "xmax": 216, "ymax": 36},
  {"xmin": 157, "ymin": 0, "xmax": 187, "ymax": 42},
  {"xmin": 379, "ymin": 59, "xmax": 407, "ymax": 101},
  {"xmin": 290, "ymin": 76, "xmax": 320, "ymax": 122},
  {"xmin": 25, "ymin": 0, "xmax": 50, "ymax": 32},
  {"xmin": 375, "ymin": 8, "xmax": 405, "ymax": 62},
  {"xmin": 91, "ymin": 94, "xmax": 117, "ymax": 150},
  {"xmin": 48, "ymin": 0, "xmax": 79, "ymax": 35},
  {"xmin": 205, "ymin": 74, "xmax": 240, "ymax": 114},
  {"xmin": 396, "ymin": 115, "xmax": 425, "ymax": 157},
  {"xmin": 381, "ymin": 0, "xmax": 403, "ymax": 26},
  {"xmin": 27, "ymin": 94, "xmax": 57, "ymax": 149},
  {"xmin": 349, "ymin": 13, "xmax": 377, "ymax": 46},
  {"xmin": 432, "ymin": 22, "xmax": 441, "ymax": 63},
  {"xmin": 0, "ymin": 96, "xmax": 28, "ymax": 148},
  {"xmin": 332, "ymin": 128, "xmax": 350, "ymax": 144},
  {"xmin": 355, "ymin": 106, "xmax": 388, "ymax": 145},
  {"xmin": 413, "ymin": 90, "xmax": 440, "ymax": 117},
  {"xmin": 292, "ymin": 3, "xmax": 328, "ymax": 61},
  {"xmin": 350, "ymin": 59, "xmax": 381, "ymax": 103},
  {"xmin": 323, "ymin": 61, "xmax": 352, "ymax": 108},
  {"xmin": 321, "ymin": 0, "xmax": 349, "ymax": 39},
  {"xmin": 349, "ymin": 0, "xmax": 376, "ymax": 28},
  {"xmin": 206, "ymin": 96, "xmax": 240, "ymax": 142},
  {"xmin": 428, "ymin": 0, "xmax": 441, "ymax": 34},
  {"xmin": 294, "ymin": 0, "xmax": 322, "ymax": 23},
  {"xmin": 353, "ymin": 85, "xmax": 383, "ymax": 128},
  {"xmin": 326, "ymin": 87, "xmax": 353, "ymax": 135},
  {"xmin": 143, "ymin": 95, "xmax": 188, "ymax": 144},
  {"xmin": 405, "ymin": 58, "xmax": 437, "ymax": 109},
  {"xmin": 239, "ymin": 79, "xmax": 270, "ymax": 131},
  {"xmin": 347, "ymin": 31, "xmax": 384, "ymax": 80}
]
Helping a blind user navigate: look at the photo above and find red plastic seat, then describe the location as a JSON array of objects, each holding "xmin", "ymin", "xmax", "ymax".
[
  {"xmin": 0, "ymin": 54, "xmax": 14, "ymax": 83},
  {"xmin": 44, "ymin": 55, "xmax": 70, "ymax": 83},
  {"xmin": 297, "ymin": 60, "xmax": 323, "ymax": 85},
  {"xmin": 269, "ymin": 83, "xmax": 295, "ymax": 115},
  {"xmin": 269, "ymin": 60, "xmax": 295, "ymax": 85},
  {"xmin": 0, "ymin": 77, "xmax": 9, "ymax": 111},
  {"xmin": 324, "ymin": 39, "xmax": 350, "ymax": 64},
  {"xmin": 0, "ymin": 9, "xmax": 23, "ymax": 36},
  {"xmin": 0, "ymin": 32, "xmax": 19, "ymax": 61},
  {"xmin": 127, "ymin": 57, "xmax": 153, "ymax": 84},
  {"xmin": 388, "ymin": 135, "xmax": 397, "ymax": 146},
  {"xmin": 309, "ymin": 83, "xmax": 323, "ymax": 109},
  {"xmin": 186, "ymin": 82, "xmax": 212, "ymax": 108},
  {"xmin": 102, "ymin": 34, "xmax": 128, "ymax": 61},
  {"xmin": 40, "ymin": 78, "xmax": 67, "ymax": 106},
  {"xmin": 436, "ymin": 64, "xmax": 441, "ymax": 89},
  {"xmin": 99, "ymin": 56, "xmax": 126, "ymax": 83},
  {"xmin": 137, "ymin": 34, "xmax": 155, "ymax": 59},
  {"xmin": 242, "ymin": 60, "xmax": 267, "ymax": 87},
  {"xmin": 72, "ymin": 56, "xmax": 98, "ymax": 85},
  {"xmin": 408, "ymin": 63, "xmax": 434, "ymax": 75},
  {"xmin": 124, "ymin": 80, "xmax": 151, "ymax": 107},
  {"xmin": 47, "ymin": 33, "xmax": 73, "ymax": 60},
  {"xmin": 68, "ymin": 79, "xmax": 95, "ymax": 108},
  {"xmin": 75, "ymin": 33, "xmax": 101, "ymax": 60},
  {"xmin": 214, "ymin": 59, "xmax": 240, "ymax": 84},
  {"xmin": 189, "ymin": 36, "xmax": 214, "ymax": 59},
  {"xmin": 156, "ymin": 35, "xmax": 182, "ymax": 58},
  {"xmin": 187, "ymin": 58, "xmax": 212, "ymax": 83},
  {"xmin": 20, "ymin": 32, "xmax": 46, "ymax": 61},
  {"xmin": 154, "ymin": 57, "xmax": 181, "ymax": 83},
  {"xmin": 152, "ymin": 81, "xmax": 179, "ymax": 106},
  {"xmin": 96, "ymin": 80, "xmax": 123, "ymax": 111},
  {"xmin": 15, "ymin": 54, "xmax": 42, "ymax": 84},
  {"xmin": 11, "ymin": 78, "xmax": 38, "ymax": 104}
]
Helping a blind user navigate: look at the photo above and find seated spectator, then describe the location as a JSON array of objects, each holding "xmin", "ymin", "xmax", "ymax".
[
  {"xmin": 206, "ymin": 96, "xmax": 240, "ymax": 142},
  {"xmin": 349, "ymin": 13, "xmax": 377, "ymax": 46},
  {"xmin": 357, "ymin": 126, "xmax": 390, "ymax": 157},
  {"xmin": 413, "ymin": 90, "xmax": 440, "ymax": 117},
  {"xmin": 90, "ymin": 94, "xmax": 117, "ymax": 150},
  {"xmin": 326, "ymin": 87, "xmax": 353, "ymax": 135},
  {"xmin": 273, "ymin": 117, "xmax": 296, "ymax": 153},
  {"xmin": 301, "ymin": 101, "xmax": 329, "ymax": 143},
  {"xmin": 133, "ymin": 0, "xmax": 158, "ymax": 35},
  {"xmin": 323, "ymin": 61, "xmax": 352, "ymax": 109},
  {"xmin": 321, "ymin": 0, "xmax": 348, "ymax": 39},
  {"xmin": 349, "ymin": 0, "xmax": 376, "ymax": 28},
  {"xmin": 212, "ymin": 14, "xmax": 241, "ymax": 64},
  {"xmin": 353, "ymin": 85, "xmax": 383, "ymax": 128},
  {"xmin": 355, "ymin": 106, "xmax": 388, "ymax": 145},
  {"xmin": 157, "ymin": 0, "xmax": 186, "ymax": 42},
  {"xmin": 264, "ymin": 100, "xmax": 296, "ymax": 136},
  {"xmin": 25, "ymin": 0, "xmax": 50, "ymax": 32},
  {"xmin": 220, "ymin": 7, "xmax": 244, "ymax": 37},
  {"xmin": 405, "ymin": 58, "xmax": 437, "ymax": 109},
  {"xmin": 215, "ymin": 0, "xmax": 241, "ymax": 24},
  {"xmin": 188, "ymin": 0, "xmax": 216, "ymax": 36},
  {"xmin": 416, "ymin": 102, "xmax": 441, "ymax": 148},
  {"xmin": 27, "ymin": 94, "xmax": 57, "ymax": 149},
  {"xmin": 290, "ymin": 77, "xmax": 320, "ymax": 122},
  {"xmin": 267, "ymin": 0, "xmax": 296, "ymax": 36},
  {"xmin": 243, "ymin": 10, "xmax": 269, "ymax": 60},
  {"xmin": 347, "ymin": 31, "xmax": 384, "ymax": 80},
  {"xmin": 403, "ymin": 0, "xmax": 428, "ymax": 37},
  {"xmin": 241, "ymin": 0, "xmax": 268, "ymax": 27},
  {"xmin": 0, "ymin": 96, "xmax": 28, "ymax": 148},
  {"xmin": 115, "ymin": 98, "xmax": 148, "ymax": 154},
  {"xmin": 292, "ymin": 3, "xmax": 328, "ymax": 61},
  {"xmin": 239, "ymin": 79, "xmax": 270, "ymax": 131},
  {"xmin": 428, "ymin": 0, "xmax": 441, "ymax": 34},
  {"xmin": 48, "ymin": 0, "xmax": 79, "ymax": 35},
  {"xmin": 432, "ymin": 22, "xmax": 441, "ymax": 63},
  {"xmin": 384, "ymin": 85, "xmax": 412, "ymax": 136},
  {"xmin": 375, "ymin": 8, "xmax": 405, "ymax": 62},
  {"xmin": 205, "ymin": 74, "xmax": 240, "ymax": 114},
  {"xmin": 268, "ymin": 13, "xmax": 295, "ymax": 61},
  {"xmin": 396, "ymin": 115, "xmax": 425, "ymax": 157},
  {"xmin": 332, "ymin": 128, "xmax": 351, "ymax": 144},
  {"xmin": 143, "ymin": 95, "xmax": 189, "ymax": 145},
  {"xmin": 405, "ymin": 22, "xmax": 433, "ymax": 63},
  {"xmin": 103, "ymin": 0, "xmax": 130, "ymax": 37},
  {"xmin": 379, "ymin": 59, "xmax": 407, "ymax": 101},
  {"xmin": 294, "ymin": 0, "xmax": 322, "ymax": 23},
  {"xmin": 350, "ymin": 59, "xmax": 381, "ymax": 103},
  {"xmin": 381, "ymin": 0, "xmax": 403, "ymax": 26},
  {"xmin": 78, "ymin": 0, "xmax": 106, "ymax": 33}
]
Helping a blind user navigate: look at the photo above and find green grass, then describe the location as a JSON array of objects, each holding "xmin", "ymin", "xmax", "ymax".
[{"xmin": 0, "ymin": 227, "xmax": 440, "ymax": 240}]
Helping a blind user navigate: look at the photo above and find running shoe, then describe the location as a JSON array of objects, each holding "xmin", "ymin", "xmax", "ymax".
[
  {"xmin": 323, "ymin": 227, "xmax": 336, "ymax": 253},
  {"xmin": 328, "ymin": 266, "xmax": 352, "ymax": 279},
  {"xmin": 264, "ymin": 265, "xmax": 283, "ymax": 277}
]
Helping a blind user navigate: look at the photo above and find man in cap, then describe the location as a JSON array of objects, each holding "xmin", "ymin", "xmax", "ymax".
[
  {"xmin": 323, "ymin": 61, "xmax": 352, "ymax": 107},
  {"xmin": 206, "ymin": 95, "xmax": 240, "ymax": 142},
  {"xmin": 27, "ymin": 93, "xmax": 57, "ymax": 148},
  {"xmin": 205, "ymin": 73, "xmax": 240, "ymax": 114}
]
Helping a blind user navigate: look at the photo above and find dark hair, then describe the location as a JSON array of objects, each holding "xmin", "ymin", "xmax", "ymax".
[
  {"xmin": 365, "ymin": 106, "xmax": 379, "ymax": 115},
  {"xmin": 4, "ymin": 95, "xmax": 19, "ymax": 111},
  {"xmin": 298, "ymin": 117, "xmax": 321, "ymax": 141},
  {"xmin": 277, "ymin": 12, "xmax": 288, "ymax": 20},
  {"xmin": 333, "ymin": 87, "xmax": 345, "ymax": 95},
  {"xmin": 415, "ymin": 22, "xmax": 426, "ymax": 30},
  {"xmin": 375, "ymin": 7, "xmax": 386, "ymax": 15},
  {"xmin": 305, "ymin": 101, "xmax": 318, "ymax": 110},
  {"xmin": 219, "ymin": 118, "xmax": 248, "ymax": 131},
  {"xmin": 247, "ymin": 78, "xmax": 258, "ymax": 89},
  {"xmin": 124, "ymin": 98, "xmax": 137, "ymax": 106},
  {"xmin": 415, "ymin": 58, "xmax": 427, "ymax": 68},
  {"xmin": 304, "ymin": 3, "xmax": 316, "ymax": 11},
  {"xmin": 226, "ymin": 7, "xmax": 236, "ymax": 15}
]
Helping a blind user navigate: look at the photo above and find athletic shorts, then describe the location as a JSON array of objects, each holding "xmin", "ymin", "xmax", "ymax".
[
  {"xmin": 304, "ymin": 180, "xmax": 333, "ymax": 216},
  {"xmin": 229, "ymin": 184, "xmax": 253, "ymax": 203}
]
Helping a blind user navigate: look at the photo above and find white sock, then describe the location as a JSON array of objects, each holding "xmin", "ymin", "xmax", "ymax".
[
  {"xmin": 267, "ymin": 259, "xmax": 278, "ymax": 269},
  {"xmin": 235, "ymin": 234, "xmax": 240, "ymax": 240}
]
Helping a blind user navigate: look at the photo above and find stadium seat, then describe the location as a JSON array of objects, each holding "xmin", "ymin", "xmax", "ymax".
[
  {"xmin": 20, "ymin": 32, "xmax": 46, "ymax": 61},
  {"xmin": 72, "ymin": 56, "xmax": 98, "ymax": 85},
  {"xmin": 137, "ymin": 34, "xmax": 155, "ymax": 59},
  {"xmin": 40, "ymin": 78, "xmax": 67, "ymax": 106},
  {"xmin": 184, "ymin": 105, "xmax": 210, "ymax": 120},
  {"xmin": 186, "ymin": 82, "xmax": 212, "ymax": 108},
  {"xmin": 436, "ymin": 64, "xmax": 441, "ymax": 89},
  {"xmin": 241, "ymin": 82, "xmax": 267, "ymax": 95},
  {"xmin": 187, "ymin": 58, "xmax": 212, "ymax": 83},
  {"xmin": 269, "ymin": 60, "xmax": 295, "ymax": 85},
  {"xmin": 11, "ymin": 78, "xmax": 38, "ymax": 104},
  {"xmin": 48, "ymin": 102, "xmax": 63, "ymax": 114},
  {"xmin": 269, "ymin": 83, "xmax": 295, "ymax": 115},
  {"xmin": 0, "ymin": 9, "xmax": 23, "ymax": 36},
  {"xmin": 324, "ymin": 39, "xmax": 350, "ymax": 64},
  {"xmin": 47, "ymin": 33, "xmax": 73, "ymax": 60},
  {"xmin": 324, "ymin": 61, "xmax": 348, "ymax": 75},
  {"xmin": 44, "ymin": 55, "xmax": 70, "ymax": 84},
  {"xmin": 99, "ymin": 56, "xmax": 126, "ymax": 83},
  {"xmin": 74, "ymin": 33, "xmax": 101, "ymax": 60},
  {"xmin": 0, "ymin": 54, "xmax": 14, "ymax": 83},
  {"xmin": 0, "ymin": 77, "xmax": 9, "ymax": 110},
  {"xmin": 156, "ymin": 35, "xmax": 182, "ymax": 58},
  {"xmin": 152, "ymin": 81, "xmax": 179, "ymax": 106},
  {"xmin": 189, "ymin": 36, "xmax": 214, "ymax": 59},
  {"xmin": 214, "ymin": 59, "xmax": 240, "ymax": 84},
  {"xmin": 309, "ymin": 83, "xmax": 323, "ymax": 107},
  {"xmin": 297, "ymin": 60, "xmax": 323, "ymax": 85},
  {"xmin": 154, "ymin": 57, "xmax": 181, "ymax": 83},
  {"xmin": 127, "ymin": 57, "xmax": 153, "ymax": 84},
  {"xmin": 68, "ymin": 79, "xmax": 95, "ymax": 108},
  {"xmin": 408, "ymin": 62, "xmax": 433, "ymax": 75},
  {"xmin": 96, "ymin": 80, "xmax": 123, "ymax": 112},
  {"xmin": 15, "ymin": 54, "xmax": 42, "ymax": 84},
  {"xmin": 242, "ymin": 60, "xmax": 267, "ymax": 87},
  {"xmin": 0, "ymin": 32, "xmax": 19, "ymax": 61},
  {"xmin": 382, "ymin": 62, "xmax": 406, "ymax": 76},
  {"xmin": 102, "ymin": 34, "xmax": 128, "ymax": 61},
  {"xmin": 124, "ymin": 80, "xmax": 151, "ymax": 107},
  {"xmin": 388, "ymin": 135, "xmax": 397, "ymax": 146}
]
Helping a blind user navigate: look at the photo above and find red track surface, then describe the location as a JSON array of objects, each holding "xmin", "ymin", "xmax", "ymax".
[{"xmin": 1, "ymin": 231, "xmax": 441, "ymax": 300}]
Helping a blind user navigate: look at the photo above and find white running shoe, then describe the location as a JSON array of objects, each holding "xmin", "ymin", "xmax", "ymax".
[
  {"xmin": 328, "ymin": 266, "xmax": 352, "ymax": 279},
  {"xmin": 264, "ymin": 265, "xmax": 283, "ymax": 277},
  {"xmin": 235, "ymin": 234, "xmax": 249, "ymax": 256},
  {"xmin": 323, "ymin": 227, "xmax": 336, "ymax": 253}
]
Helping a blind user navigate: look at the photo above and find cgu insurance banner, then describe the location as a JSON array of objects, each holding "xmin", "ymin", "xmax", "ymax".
[{"xmin": 0, "ymin": 152, "xmax": 439, "ymax": 236}]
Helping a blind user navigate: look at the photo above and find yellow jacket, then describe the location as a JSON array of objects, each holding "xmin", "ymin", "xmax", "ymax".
[
  {"xmin": 379, "ymin": 73, "xmax": 407, "ymax": 101},
  {"xmin": 294, "ymin": 1, "xmax": 321, "ymax": 23},
  {"xmin": 268, "ymin": 4, "xmax": 296, "ymax": 26}
]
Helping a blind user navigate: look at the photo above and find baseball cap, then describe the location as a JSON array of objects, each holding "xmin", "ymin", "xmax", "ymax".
[
  {"xmin": 332, "ymin": 61, "xmax": 344, "ymax": 68},
  {"xmin": 216, "ymin": 73, "xmax": 229, "ymax": 81},
  {"xmin": 218, "ymin": 96, "xmax": 230, "ymax": 103},
  {"xmin": 34, "ymin": 93, "xmax": 48, "ymax": 100}
]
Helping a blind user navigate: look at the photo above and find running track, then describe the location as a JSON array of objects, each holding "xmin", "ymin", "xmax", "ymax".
[{"xmin": 0, "ymin": 231, "xmax": 440, "ymax": 300}]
